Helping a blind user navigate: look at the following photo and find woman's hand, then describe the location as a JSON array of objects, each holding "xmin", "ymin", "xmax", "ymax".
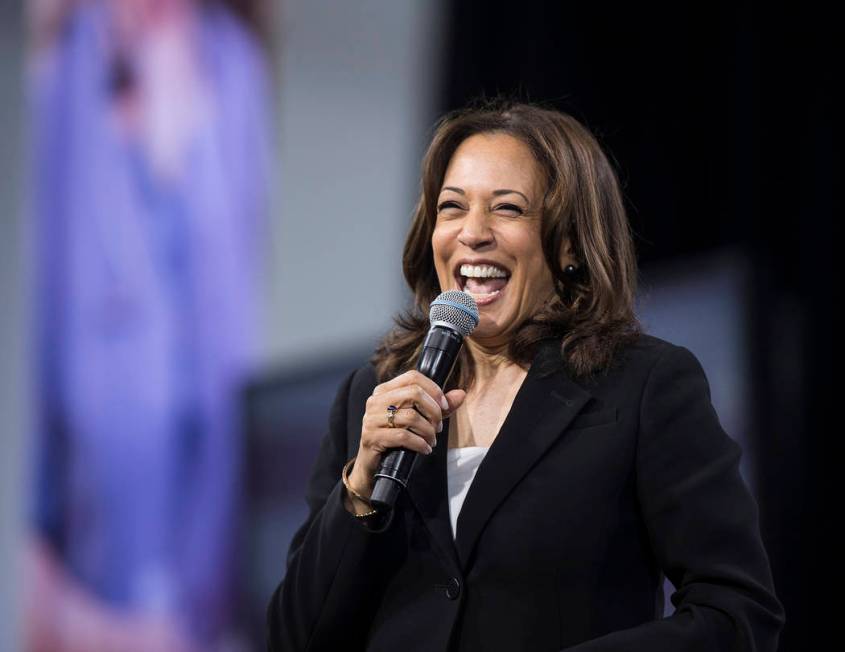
[{"xmin": 346, "ymin": 370, "xmax": 466, "ymax": 506}]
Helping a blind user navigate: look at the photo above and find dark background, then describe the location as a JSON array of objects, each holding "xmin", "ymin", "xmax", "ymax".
[{"xmin": 438, "ymin": 3, "xmax": 831, "ymax": 648}]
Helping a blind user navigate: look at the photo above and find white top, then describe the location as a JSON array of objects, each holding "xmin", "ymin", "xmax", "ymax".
[{"xmin": 446, "ymin": 446, "xmax": 490, "ymax": 539}]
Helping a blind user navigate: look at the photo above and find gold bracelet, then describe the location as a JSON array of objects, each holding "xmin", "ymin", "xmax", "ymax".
[{"xmin": 342, "ymin": 457, "xmax": 379, "ymax": 518}]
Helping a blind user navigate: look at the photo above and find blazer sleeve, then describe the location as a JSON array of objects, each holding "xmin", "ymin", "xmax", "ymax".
[
  {"xmin": 266, "ymin": 367, "xmax": 398, "ymax": 652},
  {"xmin": 562, "ymin": 344, "xmax": 786, "ymax": 652}
]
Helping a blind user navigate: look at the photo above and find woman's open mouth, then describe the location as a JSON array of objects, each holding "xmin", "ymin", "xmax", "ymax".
[{"xmin": 454, "ymin": 262, "xmax": 511, "ymax": 306}]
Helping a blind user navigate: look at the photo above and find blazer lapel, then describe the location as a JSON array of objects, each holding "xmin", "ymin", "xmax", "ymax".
[
  {"xmin": 403, "ymin": 426, "xmax": 461, "ymax": 573},
  {"xmin": 404, "ymin": 338, "xmax": 594, "ymax": 574}
]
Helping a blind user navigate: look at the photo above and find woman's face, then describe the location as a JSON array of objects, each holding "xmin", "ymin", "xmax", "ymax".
[{"xmin": 432, "ymin": 132, "xmax": 563, "ymax": 345}]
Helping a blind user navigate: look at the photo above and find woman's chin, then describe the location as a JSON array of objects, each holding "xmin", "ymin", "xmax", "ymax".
[{"xmin": 467, "ymin": 315, "xmax": 511, "ymax": 343}]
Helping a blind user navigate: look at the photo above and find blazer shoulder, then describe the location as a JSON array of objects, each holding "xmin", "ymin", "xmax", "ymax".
[
  {"xmin": 620, "ymin": 334, "xmax": 715, "ymax": 409},
  {"xmin": 606, "ymin": 332, "xmax": 680, "ymax": 375},
  {"xmin": 631, "ymin": 332, "xmax": 676, "ymax": 354}
]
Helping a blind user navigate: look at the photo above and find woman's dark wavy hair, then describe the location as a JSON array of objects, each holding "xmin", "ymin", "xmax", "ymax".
[{"xmin": 370, "ymin": 97, "xmax": 643, "ymax": 390}]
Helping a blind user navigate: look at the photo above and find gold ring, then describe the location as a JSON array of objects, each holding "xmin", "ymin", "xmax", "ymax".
[{"xmin": 387, "ymin": 404, "xmax": 398, "ymax": 428}]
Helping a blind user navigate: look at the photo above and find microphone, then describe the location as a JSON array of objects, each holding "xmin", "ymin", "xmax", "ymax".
[{"xmin": 369, "ymin": 290, "xmax": 479, "ymax": 512}]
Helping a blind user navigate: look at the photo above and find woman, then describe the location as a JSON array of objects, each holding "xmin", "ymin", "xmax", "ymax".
[{"xmin": 266, "ymin": 99, "xmax": 785, "ymax": 651}]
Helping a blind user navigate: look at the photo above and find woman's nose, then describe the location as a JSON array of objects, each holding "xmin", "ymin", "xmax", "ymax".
[{"xmin": 457, "ymin": 208, "xmax": 494, "ymax": 248}]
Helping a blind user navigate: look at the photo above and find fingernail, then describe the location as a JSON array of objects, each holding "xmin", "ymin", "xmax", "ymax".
[
  {"xmin": 426, "ymin": 444, "xmax": 433, "ymax": 454},
  {"xmin": 433, "ymin": 437, "xmax": 437, "ymax": 447},
  {"xmin": 437, "ymin": 420, "xmax": 443, "ymax": 433},
  {"xmin": 440, "ymin": 396, "xmax": 449, "ymax": 411}
]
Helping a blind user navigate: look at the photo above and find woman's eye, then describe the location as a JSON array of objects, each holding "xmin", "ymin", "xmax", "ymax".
[
  {"xmin": 436, "ymin": 201, "xmax": 523, "ymax": 214},
  {"xmin": 437, "ymin": 201, "xmax": 461, "ymax": 212}
]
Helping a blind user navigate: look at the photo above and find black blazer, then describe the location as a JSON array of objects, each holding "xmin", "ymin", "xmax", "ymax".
[{"xmin": 266, "ymin": 334, "xmax": 785, "ymax": 651}]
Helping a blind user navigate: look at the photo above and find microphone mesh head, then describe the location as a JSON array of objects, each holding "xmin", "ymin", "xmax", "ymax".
[{"xmin": 429, "ymin": 290, "xmax": 479, "ymax": 337}]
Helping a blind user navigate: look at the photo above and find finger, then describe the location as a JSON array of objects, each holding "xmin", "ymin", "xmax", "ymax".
[
  {"xmin": 364, "ymin": 406, "xmax": 437, "ymax": 445},
  {"xmin": 390, "ymin": 428, "xmax": 434, "ymax": 455},
  {"xmin": 365, "ymin": 387, "xmax": 437, "ymax": 425},
  {"xmin": 386, "ymin": 385, "xmax": 442, "ymax": 424},
  {"xmin": 443, "ymin": 389, "xmax": 467, "ymax": 418},
  {"xmin": 371, "ymin": 369, "xmax": 418, "ymax": 395},
  {"xmin": 374, "ymin": 370, "xmax": 449, "ymax": 412},
  {"xmin": 403, "ymin": 410, "xmax": 437, "ymax": 446},
  {"xmin": 407, "ymin": 370, "xmax": 450, "ymax": 411}
]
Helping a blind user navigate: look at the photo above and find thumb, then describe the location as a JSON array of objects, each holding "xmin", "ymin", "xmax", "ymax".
[{"xmin": 443, "ymin": 389, "xmax": 467, "ymax": 418}]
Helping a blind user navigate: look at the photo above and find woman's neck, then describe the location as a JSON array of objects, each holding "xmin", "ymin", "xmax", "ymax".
[{"xmin": 465, "ymin": 338, "xmax": 527, "ymax": 394}]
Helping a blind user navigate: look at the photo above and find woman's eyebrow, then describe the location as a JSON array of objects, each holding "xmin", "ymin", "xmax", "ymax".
[{"xmin": 440, "ymin": 186, "xmax": 530, "ymax": 202}]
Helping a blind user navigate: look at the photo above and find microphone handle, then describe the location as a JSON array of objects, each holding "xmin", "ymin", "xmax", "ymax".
[{"xmin": 369, "ymin": 326, "xmax": 463, "ymax": 512}]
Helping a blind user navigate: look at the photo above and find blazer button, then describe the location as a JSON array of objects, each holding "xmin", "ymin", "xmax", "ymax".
[{"xmin": 445, "ymin": 577, "xmax": 461, "ymax": 600}]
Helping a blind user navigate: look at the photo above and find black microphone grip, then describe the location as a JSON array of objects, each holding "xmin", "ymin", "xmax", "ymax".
[{"xmin": 369, "ymin": 326, "xmax": 463, "ymax": 512}]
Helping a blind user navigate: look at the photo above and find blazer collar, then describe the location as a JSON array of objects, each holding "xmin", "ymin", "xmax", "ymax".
[{"xmin": 404, "ymin": 337, "xmax": 594, "ymax": 574}]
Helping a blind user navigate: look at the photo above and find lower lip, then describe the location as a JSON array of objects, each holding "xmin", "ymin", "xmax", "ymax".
[{"xmin": 459, "ymin": 280, "xmax": 508, "ymax": 306}]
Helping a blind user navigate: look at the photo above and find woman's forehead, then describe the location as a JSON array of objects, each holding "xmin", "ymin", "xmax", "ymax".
[{"xmin": 440, "ymin": 133, "xmax": 543, "ymax": 199}]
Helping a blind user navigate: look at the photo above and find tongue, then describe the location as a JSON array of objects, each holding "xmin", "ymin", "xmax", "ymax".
[{"xmin": 465, "ymin": 276, "xmax": 508, "ymax": 294}]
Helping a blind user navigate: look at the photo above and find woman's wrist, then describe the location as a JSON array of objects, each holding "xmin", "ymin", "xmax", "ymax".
[
  {"xmin": 341, "ymin": 457, "xmax": 380, "ymax": 518},
  {"xmin": 343, "ymin": 489, "xmax": 376, "ymax": 516},
  {"xmin": 348, "ymin": 465, "xmax": 374, "ymax": 500}
]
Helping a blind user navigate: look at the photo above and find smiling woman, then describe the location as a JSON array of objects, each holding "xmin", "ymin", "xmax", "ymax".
[
  {"xmin": 266, "ymin": 98, "xmax": 784, "ymax": 652},
  {"xmin": 432, "ymin": 132, "xmax": 562, "ymax": 344},
  {"xmin": 373, "ymin": 97, "xmax": 643, "ymax": 391}
]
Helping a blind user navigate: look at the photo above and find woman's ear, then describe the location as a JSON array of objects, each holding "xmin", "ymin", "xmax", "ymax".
[{"xmin": 559, "ymin": 236, "xmax": 576, "ymax": 269}]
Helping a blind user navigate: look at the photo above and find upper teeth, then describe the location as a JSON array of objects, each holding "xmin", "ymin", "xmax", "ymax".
[{"xmin": 460, "ymin": 264, "xmax": 508, "ymax": 278}]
